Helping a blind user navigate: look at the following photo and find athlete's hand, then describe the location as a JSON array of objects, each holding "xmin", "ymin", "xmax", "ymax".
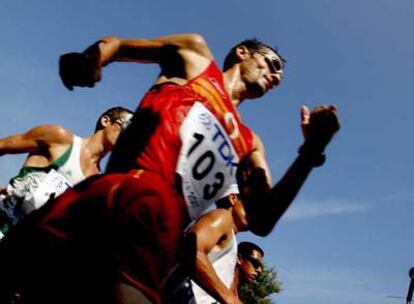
[
  {"xmin": 301, "ymin": 105, "xmax": 340, "ymax": 153},
  {"xmin": 59, "ymin": 52, "xmax": 102, "ymax": 91}
]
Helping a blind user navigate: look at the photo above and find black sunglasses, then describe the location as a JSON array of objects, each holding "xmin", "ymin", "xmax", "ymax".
[
  {"xmin": 255, "ymin": 52, "xmax": 283, "ymax": 73},
  {"xmin": 246, "ymin": 256, "xmax": 263, "ymax": 270},
  {"xmin": 112, "ymin": 117, "xmax": 132, "ymax": 130}
]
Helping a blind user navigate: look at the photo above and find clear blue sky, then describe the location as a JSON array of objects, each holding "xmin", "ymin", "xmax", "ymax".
[{"xmin": 1, "ymin": 1, "xmax": 413, "ymax": 303}]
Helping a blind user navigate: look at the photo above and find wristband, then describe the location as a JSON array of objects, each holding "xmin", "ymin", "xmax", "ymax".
[{"xmin": 298, "ymin": 143, "xmax": 326, "ymax": 167}]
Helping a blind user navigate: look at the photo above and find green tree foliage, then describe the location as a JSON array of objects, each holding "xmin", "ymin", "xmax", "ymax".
[{"xmin": 238, "ymin": 265, "xmax": 281, "ymax": 304}]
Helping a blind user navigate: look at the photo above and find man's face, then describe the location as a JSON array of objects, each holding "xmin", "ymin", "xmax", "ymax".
[
  {"xmin": 240, "ymin": 47, "xmax": 284, "ymax": 99},
  {"xmin": 104, "ymin": 111, "xmax": 133, "ymax": 147},
  {"xmin": 238, "ymin": 249, "xmax": 263, "ymax": 284},
  {"xmin": 113, "ymin": 112, "xmax": 133, "ymax": 131}
]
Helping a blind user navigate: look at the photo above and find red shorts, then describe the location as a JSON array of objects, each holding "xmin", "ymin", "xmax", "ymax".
[
  {"xmin": 0, "ymin": 171, "xmax": 189, "ymax": 304},
  {"xmin": 111, "ymin": 170, "xmax": 189, "ymax": 302}
]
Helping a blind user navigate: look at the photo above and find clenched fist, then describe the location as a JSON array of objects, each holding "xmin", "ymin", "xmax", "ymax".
[
  {"xmin": 301, "ymin": 105, "xmax": 340, "ymax": 154},
  {"xmin": 59, "ymin": 51, "xmax": 102, "ymax": 91}
]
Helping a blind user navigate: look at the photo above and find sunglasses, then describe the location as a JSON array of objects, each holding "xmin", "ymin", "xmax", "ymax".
[
  {"xmin": 113, "ymin": 117, "xmax": 132, "ymax": 131},
  {"xmin": 255, "ymin": 52, "xmax": 283, "ymax": 73},
  {"xmin": 246, "ymin": 256, "xmax": 263, "ymax": 270}
]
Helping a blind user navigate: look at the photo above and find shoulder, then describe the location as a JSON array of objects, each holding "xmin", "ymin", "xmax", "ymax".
[
  {"xmin": 203, "ymin": 208, "xmax": 232, "ymax": 222},
  {"xmin": 171, "ymin": 33, "xmax": 214, "ymax": 62},
  {"xmin": 167, "ymin": 34, "xmax": 212, "ymax": 56},
  {"xmin": 183, "ymin": 34, "xmax": 211, "ymax": 55},
  {"xmin": 191, "ymin": 209, "xmax": 232, "ymax": 232},
  {"xmin": 35, "ymin": 124, "xmax": 74, "ymax": 145}
]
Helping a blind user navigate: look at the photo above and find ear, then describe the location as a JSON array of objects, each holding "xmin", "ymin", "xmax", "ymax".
[
  {"xmin": 236, "ymin": 256, "xmax": 242, "ymax": 266},
  {"xmin": 228, "ymin": 193, "xmax": 238, "ymax": 207},
  {"xmin": 100, "ymin": 115, "xmax": 111, "ymax": 128},
  {"xmin": 235, "ymin": 45, "xmax": 251, "ymax": 61}
]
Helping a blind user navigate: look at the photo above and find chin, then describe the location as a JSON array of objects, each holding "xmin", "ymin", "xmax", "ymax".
[
  {"xmin": 255, "ymin": 90, "xmax": 266, "ymax": 98},
  {"xmin": 255, "ymin": 84, "xmax": 267, "ymax": 96},
  {"xmin": 248, "ymin": 90, "xmax": 265, "ymax": 100},
  {"xmin": 247, "ymin": 276, "xmax": 256, "ymax": 284},
  {"xmin": 246, "ymin": 83, "xmax": 266, "ymax": 99}
]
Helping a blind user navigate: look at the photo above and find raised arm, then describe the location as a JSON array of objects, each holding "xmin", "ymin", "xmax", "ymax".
[
  {"xmin": 240, "ymin": 105, "xmax": 340, "ymax": 236},
  {"xmin": 184, "ymin": 210, "xmax": 242, "ymax": 304},
  {"xmin": 59, "ymin": 33, "xmax": 214, "ymax": 90},
  {"xmin": 0, "ymin": 125, "xmax": 72, "ymax": 157}
]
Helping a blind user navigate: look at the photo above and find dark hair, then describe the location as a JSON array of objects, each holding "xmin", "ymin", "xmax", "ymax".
[
  {"xmin": 94, "ymin": 106, "xmax": 133, "ymax": 132},
  {"xmin": 223, "ymin": 38, "xmax": 286, "ymax": 71},
  {"xmin": 215, "ymin": 193, "xmax": 241, "ymax": 209},
  {"xmin": 238, "ymin": 241, "xmax": 264, "ymax": 258}
]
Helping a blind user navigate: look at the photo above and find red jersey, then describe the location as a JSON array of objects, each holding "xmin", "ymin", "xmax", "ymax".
[
  {"xmin": 108, "ymin": 61, "xmax": 254, "ymax": 219},
  {"xmin": 0, "ymin": 62, "xmax": 255, "ymax": 304}
]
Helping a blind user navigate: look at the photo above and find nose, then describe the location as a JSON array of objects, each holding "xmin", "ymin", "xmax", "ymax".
[{"xmin": 269, "ymin": 71, "xmax": 283, "ymax": 88}]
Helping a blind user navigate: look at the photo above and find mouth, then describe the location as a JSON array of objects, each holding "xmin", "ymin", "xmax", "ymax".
[
  {"xmin": 265, "ymin": 80, "xmax": 272, "ymax": 91},
  {"xmin": 272, "ymin": 75, "xmax": 281, "ymax": 88},
  {"xmin": 264, "ymin": 76, "xmax": 280, "ymax": 91},
  {"xmin": 250, "ymin": 273, "xmax": 258, "ymax": 281},
  {"xmin": 262, "ymin": 77, "xmax": 271, "ymax": 91}
]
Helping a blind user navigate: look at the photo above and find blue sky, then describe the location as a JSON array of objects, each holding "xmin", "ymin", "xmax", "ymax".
[{"xmin": 1, "ymin": 1, "xmax": 413, "ymax": 303}]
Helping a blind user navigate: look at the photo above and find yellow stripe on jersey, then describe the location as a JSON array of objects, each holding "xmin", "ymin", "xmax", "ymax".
[{"xmin": 190, "ymin": 79, "xmax": 248, "ymax": 157}]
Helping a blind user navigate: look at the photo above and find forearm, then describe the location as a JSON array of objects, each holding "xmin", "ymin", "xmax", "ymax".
[
  {"xmin": 243, "ymin": 106, "xmax": 340, "ymax": 236},
  {"xmin": 83, "ymin": 36, "xmax": 122, "ymax": 66},
  {"xmin": 244, "ymin": 151, "xmax": 315, "ymax": 236},
  {"xmin": 84, "ymin": 33, "xmax": 208, "ymax": 66},
  {"xmin": 84, "ymin": 36, "xmax": 163, "ymax": 66},
  {"xmin": 0, "ymin": 135, "xmax": 39, "ymax": 156},
  {"xmin": 0, "ymin": 125, "xmax": 69, "ymax": 157},
  {"xmin": 269, "ymin": 152, "xmax": 314, "ymax": 220},
  {"xmin": 59, "ymin": 33, "xmax": 212, "ymax": 90}
]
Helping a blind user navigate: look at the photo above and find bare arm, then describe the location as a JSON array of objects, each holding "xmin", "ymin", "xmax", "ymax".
[
  {"xmin": 60, "ymin": 33, "xmax": 214, "ymax": 90},
  {"xmin": 0, "ymin": 125, "xmax": 72, "ymax": 157},
  {"xmin": 90, "ymin": 34, "xmax": 213, "ymax": 65},
  {"xmin": 240, "ymin": 105, "xmax": 340, "ymax": 236},
  {"xmin": 185, "ymin": 210, "xmax": 242, "ymax": 304}
]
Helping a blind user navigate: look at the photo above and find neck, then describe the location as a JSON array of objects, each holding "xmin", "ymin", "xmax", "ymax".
[
  {"xmin": 223, "ymin": 67, "xmax": 246, "ymax": 107},
  {"xmin": 83, "ymin": 132, "xmax": 110, "ymax": 165}
]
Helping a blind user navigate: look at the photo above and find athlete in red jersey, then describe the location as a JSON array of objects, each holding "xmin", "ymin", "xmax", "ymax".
[
  {"xmin": 107, "ymin": 61, "xmax": 255, "ymax": 220},
  {"xmin": 0, "ymin": 34, "xmax": 340, "ymax": 304}
]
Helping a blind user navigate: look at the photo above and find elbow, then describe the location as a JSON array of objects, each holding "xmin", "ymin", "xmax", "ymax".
[
  {"xmin": 101, "ymin": 36, "xmax": 122, "ymax": 45},
  {"xmin": 100, "ymin": 36, "xmax": 123, "ymax": 51},
  {"xmin": 249, "ymin": 221, "xmax": 275, "ymax": 237},
  {"xmin": 184, "ymin": 33, "xmax": 208, "ymax": 51},
  {"xmin": 245, "ymin": 198, "xmax": 279, "ymax": 237},
  {"xmin": 187, "ymin": 33, "xmax": 207, "ymax": 44},
  {"xmin": 87, "ymin": 36, "xmax": 123, "ymax": 65}
]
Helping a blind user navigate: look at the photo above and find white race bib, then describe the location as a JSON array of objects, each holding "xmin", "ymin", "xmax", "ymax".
[
  {"xmin": 30, "ymin": 169, "xmax": 72, "ymax": 209},
  {"xmin": 176, "ymin": 102, "xmax": 239, "ymax": 219}
]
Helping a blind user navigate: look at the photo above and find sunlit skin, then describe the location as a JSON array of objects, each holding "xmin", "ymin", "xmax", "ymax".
[{"xmin": 177, "ymin": 194, "xmax": 249, "ymax": 304}]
